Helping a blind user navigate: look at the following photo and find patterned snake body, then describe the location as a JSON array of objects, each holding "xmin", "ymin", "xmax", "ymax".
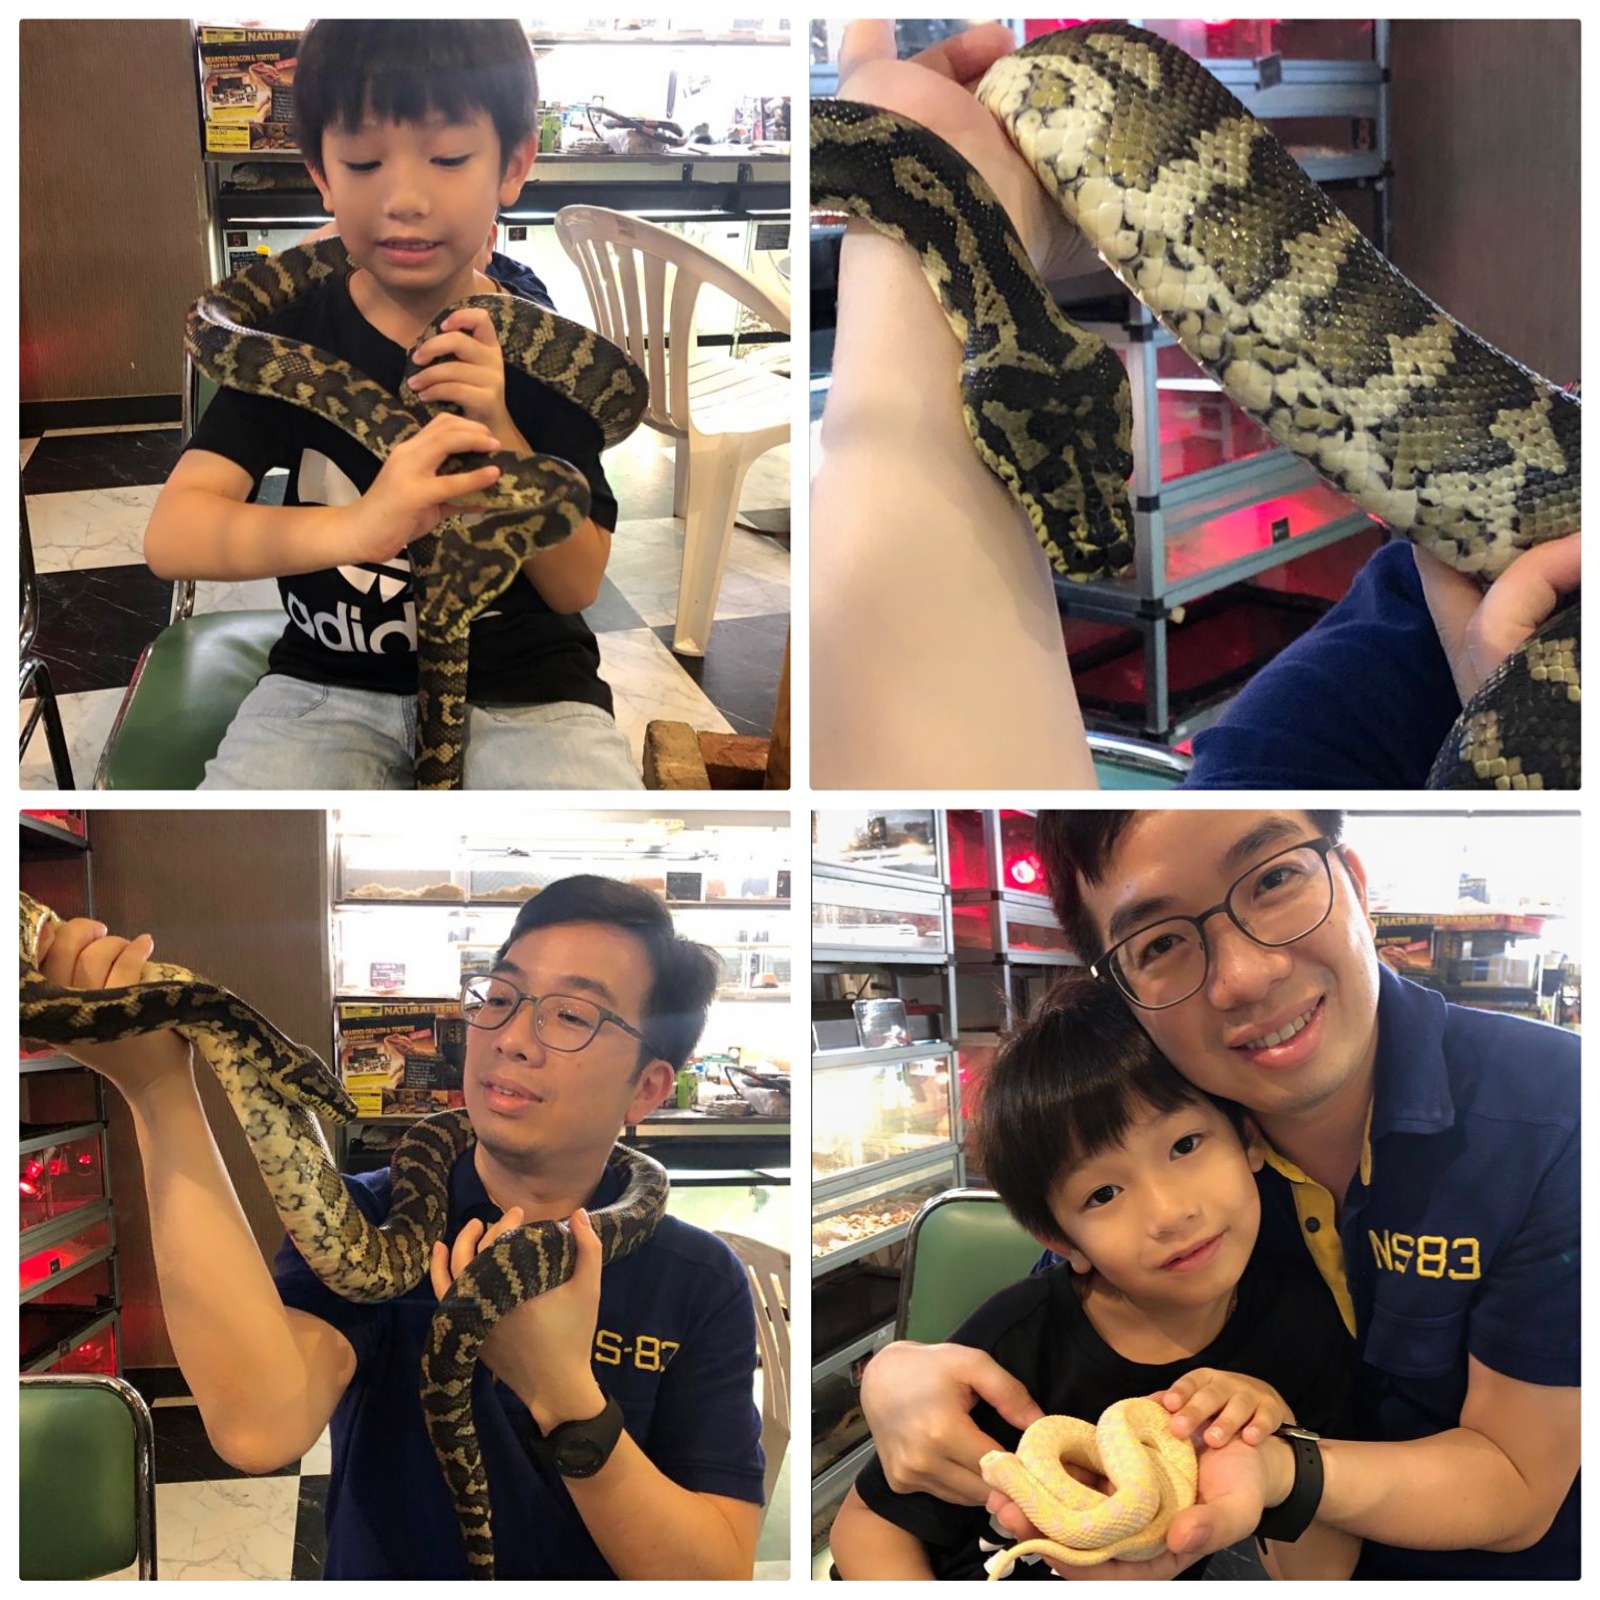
[
  {"xmin": 19, "ymin": 892, "xmax": 668, "ymax": 1578},
  {"xmin": 186, "ymin": 238, "xmax": 649, "ymax": 788},
  {"xmin": 813, "ymin": 22, "xmax": 1580, "ymax": 788},
  {"xmin": 979, "ymin": 1397, "xmax": 1198, "ymax": 1578}
]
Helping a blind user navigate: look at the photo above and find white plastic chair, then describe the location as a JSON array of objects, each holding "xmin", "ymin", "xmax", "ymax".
[
  {"xmin": 716, "ymin": 1230, "xmax": 790, "ymax": 1513},
  {"xmin": 554, "ymin": 206, "xmax": 791, "ymax": 656}
]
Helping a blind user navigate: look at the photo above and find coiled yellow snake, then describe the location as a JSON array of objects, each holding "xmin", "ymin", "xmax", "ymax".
[{"xmin": 979, "ymin": 1397, "xmax": 1198, "ymax": 1578}]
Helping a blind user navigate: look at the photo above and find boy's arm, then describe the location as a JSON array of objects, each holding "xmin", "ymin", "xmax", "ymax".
[
  {"xmin": 489, "ymin": 414, "xmax": 613, "ymax": 613},
  {"xmin": 36, "ymin": 918, "xmax": 355, "ymax": 1474},
  {"xmin": 831, "ymin": 1484, "xmax": 937, "ymax": 1579},
  {"xmin": 145, "ymin": 414, "xmax": 508, "ymax": 581}
]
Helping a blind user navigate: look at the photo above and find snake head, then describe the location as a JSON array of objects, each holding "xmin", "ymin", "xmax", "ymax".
[{"xmin": 19, "ymin": 892, "xmax": 58, "ymax": 970}]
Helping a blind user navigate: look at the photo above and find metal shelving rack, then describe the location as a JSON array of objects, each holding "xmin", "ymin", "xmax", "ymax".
[
  {"xmin": 809, "ymin": 809, "xmax": 1080, "ymax": 1563},
  {"xmin": 19, "ymin": 813, "xmax": 124, "ymax": 1377}
]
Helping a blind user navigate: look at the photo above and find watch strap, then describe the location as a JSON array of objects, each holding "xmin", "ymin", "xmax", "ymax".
[
  {"xmin": 530, "ymin": 1393, "xmax": 625, "ymax": 1479},
  {"xmin": 1254, "ymin": 1427, "xmax": 1323, "ymax": 1543}
]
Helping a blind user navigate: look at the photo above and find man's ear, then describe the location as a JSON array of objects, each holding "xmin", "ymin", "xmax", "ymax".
[
  {"xmin": 498, "ymin": 132, "xmax": 538, "ymax": 203},
  {"xmin": 626, "ymin": 1057, "xmax": 676, "ymax": 1122}
]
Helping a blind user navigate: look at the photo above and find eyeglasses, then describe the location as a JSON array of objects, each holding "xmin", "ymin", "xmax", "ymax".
[
  {"xmin": 459, "ymin": 974, "xmax": 654, "ymax": 1055},
  {"xmin": 1090, "ymin": 837, "xmax": 1340, "ymax": 1011}
]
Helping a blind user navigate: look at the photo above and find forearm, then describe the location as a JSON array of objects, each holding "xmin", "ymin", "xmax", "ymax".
[
  {"xmin": 520, "ymin": 517, "xmax": 611, "ymax": 613},
  {"xmin": 1274, "ymin": 1430, "xmax": 1566, "ymax": 1553},
  {"xmin": 812, "ymin": 225, "xmax": 1096, "ymax": 788},
  {"xmin": 122, "ymin": 1063, "xmax": 349, "ymax": 1469},
  {"xmin": 145, "ymin": 488, "xmax": 357, "ymax": 581},
  {"xmin": 830, "ymin": 1486, "xmax": 937, "ymax": 1579},
  {"xmin": 1266, "ymin": 1522, "xmax": 1360, "ymax": 1580}
]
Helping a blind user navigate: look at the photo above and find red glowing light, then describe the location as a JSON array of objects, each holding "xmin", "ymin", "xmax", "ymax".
[
  {"xmin": 19, "ymin": 1179, "xmax": 40, "ymax": 1198},
  {"xmin": 1007, "ymin": 853, "xmax": 1042, "ymax": 888},
  {"xmin": 76, "ymin": 1151, "xmax": 94, "ymax": 1169},
  {"xmin": 23, "ymin": 1159, "xmax": 44, "ymax": 1182}
]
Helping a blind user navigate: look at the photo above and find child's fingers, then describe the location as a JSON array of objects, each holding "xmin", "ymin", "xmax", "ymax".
[
  {"xmin": 1163, "ymin": 1373, "xmax": 1230, "ymax": 1439},
  {"xmin": 1240, "ymin": 1397, "xmax": 1289, "ymax": 1445},
  {"xmin": 1201, "ymin": 1392, "xmax": 1263, "ymax": 1449}
]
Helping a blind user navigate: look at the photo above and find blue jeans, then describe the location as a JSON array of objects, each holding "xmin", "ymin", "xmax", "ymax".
[{"xmin": 199, "ymin": 676, "xmax": 643, "ymax": 790}]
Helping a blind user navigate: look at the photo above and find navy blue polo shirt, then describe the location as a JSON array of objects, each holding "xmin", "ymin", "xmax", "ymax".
[
  {"xmin": 273, "ymin": 1152, "xmax": 765, "ymax": 1578},
  {"xmin": 1258, "ymin": 963, "xmax": 1579, "ymax": 1579}
]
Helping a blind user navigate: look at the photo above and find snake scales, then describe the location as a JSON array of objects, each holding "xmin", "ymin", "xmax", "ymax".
[
  {"xmin": 19, "ymin": 892, "xmax": 667, "ymax": 1579},
  {"xmin": 186, "ymin": 237, "xmax": 649, "ymax": 789},
  {"xmin": 813, "ymin": 22, "xmax": 1580, "ymax": 789},
  {"xmin": 979, "ymin": 1397, "xmax": 1198, "ymax": 1579}
]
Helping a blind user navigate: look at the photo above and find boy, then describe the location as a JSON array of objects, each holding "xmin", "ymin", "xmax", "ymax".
[
  {"xmin": 35, "ymin": 878, "xmax": 764, "ymax": 1577},
  {"xmin": 832, "ymin": 976, "xmax": 1357, "ymax": 1580},
  {"xmin": 146, "ymin": 21, "xmax": 640, "ymax": 789}
]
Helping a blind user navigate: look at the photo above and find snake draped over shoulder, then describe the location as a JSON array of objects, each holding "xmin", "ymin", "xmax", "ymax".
[
  {"xmin": 186, "ymin": 237, "xmax": 649, "ymax": 789},
  {"xmin": 813, "ymin": 22, "xmax": 1579, "ymax": 789},
  {"xmin": 18, "ymin": 892, "xmax": 668, "ymax": 1579}
]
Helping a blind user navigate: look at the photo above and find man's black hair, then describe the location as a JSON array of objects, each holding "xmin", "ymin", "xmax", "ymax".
[
  {"xmin": 1036, "ymin": 811, "xmax": 1347, "ymax": 963},
  {"xmin": 495, "ymin": 875, "xmax": 719, "ymax": 1076},
  {"xmin": 292, "ymin": 21, "xmax": 538, "ymax": 172},
  {"xmin": 974, "ymin": 973, "xmax": 1248, "ymax": 1246}
]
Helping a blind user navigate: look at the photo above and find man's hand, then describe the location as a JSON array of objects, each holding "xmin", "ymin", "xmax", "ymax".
[
  {"xmin": 430, "ymin": 1205, "xmax": 605, "ymax": 1431},
  {"xmin": 858, "ymin": 1340, "xmax": 1044, "ymax": 1502},
  {"xmin": 1415, "ymin": 533, "xmax": 1580, "ymax": 706},
  {"xmin": 341, "ymin": 413, "xmax": 505, "ymax": 563},
  {"xmin": 833, "ymin": 22, "xmax": 1097, "ymax": 286},
  {"xmin": 32, "ymin": 915, "xmax": 193, "ymax": 1099},
  {"xmin": 1160, "ymin": 1369, "xmax": 1292, "ymax": 1449},
  {"xmin": 406, "ymin": 307, "xmax": 519, "ymax": 443}
]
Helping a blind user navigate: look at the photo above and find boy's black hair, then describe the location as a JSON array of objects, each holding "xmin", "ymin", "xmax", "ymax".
[
  {"xmin": 1037, "ymin": 811, "xmax": 1348, "ymax": 964},
  {"xmin": 292, "ymin": 21, "xmax": 538, "ymax": 172},
  {"xmin": 974, "ymin": 973, "xmax": 1249, "ymax": 1246},
  {"xmin": 495, "ymin": 876, "xmax": 719, "ymax": 1076}
]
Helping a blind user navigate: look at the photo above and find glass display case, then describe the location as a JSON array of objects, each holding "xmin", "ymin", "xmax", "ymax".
[
  {"xmin": 812, "ymin": 876, "xmax": 949, "ymax": 960},
  {"xmin": 812, "ymin": 808, "xmax": 943, "ymax": 882},
  {"xmin": 19, "ymin": 1125, "xmax": 108, "ymax": 1234},
  {"xmin": 813, "ymin": 1052, "xmax": 956, "ymax": 1180},
  {"xmin": 946, "ymin": 809, "xmax": 1049, "ymax": 901},
  {"xmin": 812, "ymin": 1153, "xmax": 961, "ymax": 1270},
  {"xmin": 952, "ymin": 897, "xmax": 1076, "ymax": 961}
]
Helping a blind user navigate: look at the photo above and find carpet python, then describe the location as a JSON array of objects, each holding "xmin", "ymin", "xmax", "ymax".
[
  {"xmin": 185, "ymin": 237, "xmax": 649, "ymax": 789},
  {"xmin": 813, "ymin": 22, "xmax": 1580, "ymax": 789},
  {"xmin": 19, "ymin": 892, "xmax": 668, "ymax": 1579},
  {"xmin": 979, "ymin": 1397, "xmax": 1198, "ymax": 1578}
]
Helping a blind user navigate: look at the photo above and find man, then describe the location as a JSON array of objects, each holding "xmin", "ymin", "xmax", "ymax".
[
  {"xmin": 37, "ymin": 876, "xmax": 764, "ymax": 1578},
  {"xmin": 860, "ymin": 810, "xmax": 1578, "ymax": 1578}
]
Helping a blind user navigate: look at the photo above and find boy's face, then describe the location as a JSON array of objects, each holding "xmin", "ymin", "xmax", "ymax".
[
  {"xmin": 462, "ymin": 922, "xmax": 674, "ymax": 1170},
  {"xmin": 1046, "ymin": 1099, "xmax": 1263, "ymax": 1310},
  {"xmin": 1079, "ymin": 810, "xmax": 1382, "ymax": 1126},
  {"xmin": 308, "ymin": 107, "xmax": 532, "ymax": 299}
]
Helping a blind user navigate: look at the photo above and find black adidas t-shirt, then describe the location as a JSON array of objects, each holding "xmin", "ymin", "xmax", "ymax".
[
  {"xmin": 853, "ymin": 1254, "xmax": 1354, "ymax": 1581},
  {"xmin": 184, "ymin": 269, "xmax": 618, "ymax": 711}
]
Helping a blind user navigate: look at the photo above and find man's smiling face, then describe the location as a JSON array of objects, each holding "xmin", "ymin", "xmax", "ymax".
[{"xmin": 1080, "ymin": 811, "xmax": 1382, "ymax": 1124}]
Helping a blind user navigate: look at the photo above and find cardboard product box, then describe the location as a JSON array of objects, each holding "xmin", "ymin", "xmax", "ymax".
[
  {"xmin": 198, "ymin": 27, "xmax": 302, "ymax": 153},
  {"xmin": 335, "ymin": 1000, "xmax": 466, "ymax": 1116}
]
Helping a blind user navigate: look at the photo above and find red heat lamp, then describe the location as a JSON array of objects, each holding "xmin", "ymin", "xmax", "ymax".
[{"xmin": 1006, "ymin": 851, "xmax": 1043, "ymax": 890}]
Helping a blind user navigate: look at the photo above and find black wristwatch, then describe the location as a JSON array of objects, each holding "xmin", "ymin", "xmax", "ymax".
[
  {"xmin": 530, "ymin": 1394, "xmax": 625, "ymax": 1479},
  {"xmin": 1254, "ymin": 1424, "xmax": 1324, "ymax": 1543}
]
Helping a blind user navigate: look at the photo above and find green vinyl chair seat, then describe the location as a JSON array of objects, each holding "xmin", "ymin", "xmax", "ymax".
[
  {"xmin": 20, "ymin": 1374, "xmax": 157, "ymax": 1579},
  {"xmin": 896, "ymin": 1189, "xmax": 1044, "ymax": 1344},
  {"xmin": 96, "ymin": 611, "xmax": 280, "ymax": 789}
]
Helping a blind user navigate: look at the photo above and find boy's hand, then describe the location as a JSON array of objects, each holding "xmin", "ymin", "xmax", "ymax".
[
  {"xmin": 31, "ymin": 916, "xmax": 193, "ymax": 1101},
  {"xmin": 430, "ymin": 1206, "xmax": 606, "ymax": 1431},
  {"xmin": 1160, "ymin": 1369, "xmax": 1292, "ymax": 1448},
  {"xmin": 343, "ymin": 413, "xmax": 504, "ymax": 563},
  {"xmin": 407, "ymin": 307, "xmax": 517, "ymax": 440}
]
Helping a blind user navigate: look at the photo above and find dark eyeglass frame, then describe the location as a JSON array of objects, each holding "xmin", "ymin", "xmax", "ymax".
[
  {"xmin": 459, "ymin": 974, "xmax": 656, "ymax": 1056},
  {"xmin": 1089, "ymin": 835, "xmax": 1341, "ymax": 1011}
]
